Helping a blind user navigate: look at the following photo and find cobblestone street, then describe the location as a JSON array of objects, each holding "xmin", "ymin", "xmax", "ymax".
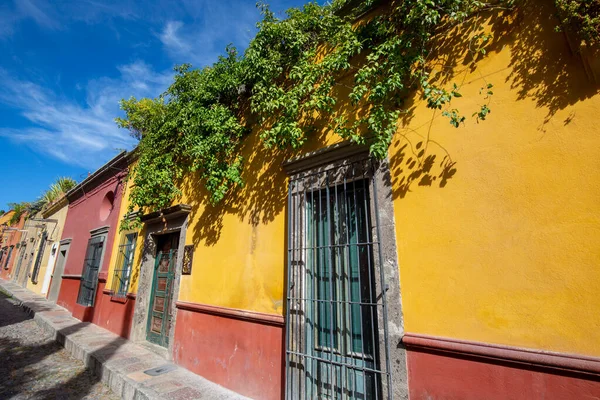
[{"xmin": 0, "ymin": 290, "xmax": 118, "ymax": 400}]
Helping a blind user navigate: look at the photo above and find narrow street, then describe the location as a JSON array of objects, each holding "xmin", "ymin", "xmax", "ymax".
[{"xmin": 0, "ymin": 289, "xmax": 118, "ymax": 400}]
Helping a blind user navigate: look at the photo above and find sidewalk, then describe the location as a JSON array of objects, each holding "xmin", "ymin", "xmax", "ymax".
[{"xmin": 0, "ymin": 279, "xmax": 248, "ymax": 400}]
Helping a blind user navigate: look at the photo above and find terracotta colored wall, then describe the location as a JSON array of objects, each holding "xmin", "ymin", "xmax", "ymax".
[
  {"xmin": 0, "ymin": 211, "xmax": 15, "ymax": 280},
  {"xmin": 407, "ymin": 349, "xmax": 600, "ymax": 400},
  {"xmin": 173, "ymin": 307, "xmax": 284, "ymax": 400},
  {"xmin": 392, "ymin": 0, "xmax": 600, "ymax": 357},
  {"xmin": 0, "ymin": 212, "xmax": 27, "ymax": 280},
  {"xmin": 58, "ymin": 172, "xmax": 125, "ymax": 313}
]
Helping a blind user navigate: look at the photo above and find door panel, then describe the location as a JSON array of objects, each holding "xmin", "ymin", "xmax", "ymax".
[
  {"xmin": 47, "ymin": 243, "xmax": 69, "ymax": 303},
  {"xmin": 41, "ymin": 243, "xmax": 58, "ymax": 295},
  {"xmin": 146, "ymin": 249, "xmax": 177, "ymax": 347}
]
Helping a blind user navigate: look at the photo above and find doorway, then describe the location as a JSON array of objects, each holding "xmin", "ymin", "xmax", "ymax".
[
  {"xmin": 146, "ymin": 232, "xmax": 179, "ymax": 347},
  {"xmin": 47, "ymin": 241, "xmax": 70, "ymax": 303}
]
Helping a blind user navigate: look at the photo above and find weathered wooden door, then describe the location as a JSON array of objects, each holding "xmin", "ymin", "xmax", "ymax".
[
  {"xmin": 146, "ymin": 233, "xmax": 179, "ymax": 347},
  {"xmin": 47, "ymin": 242, "xmax": 70, "ymax": 303}
]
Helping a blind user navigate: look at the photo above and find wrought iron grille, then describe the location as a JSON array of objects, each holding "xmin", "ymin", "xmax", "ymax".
[
  {"xmin": 77, "ymin": 235, "xmax": 105, "ymax": 307},
  {"xmin": 31, "ymin": 231, "xmax": 48, "ymax": 284},
  {"xmin": 111, "ymin": 233, "xmax": 137, "ymax": 298},
  {"xmin": 286, "ymin": 158, "xmax": 393, "ymax": 400}
]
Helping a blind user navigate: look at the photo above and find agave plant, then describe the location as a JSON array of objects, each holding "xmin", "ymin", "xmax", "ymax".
[
  {"xmin": 7, "ymin": 177, "xmax": 77, "ymax": 225},
  {"xmin": 54, "ymin": 177, "xmax": 77, "ymax": 193},
  {"xmin": 40, "ymin": 177, "xmax": 77, "ymax": 206}
]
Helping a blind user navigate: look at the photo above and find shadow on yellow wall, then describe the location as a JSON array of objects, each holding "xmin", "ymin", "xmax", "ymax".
[{"xmin": 389, "ymin": 0, "xmax": 599, "ymax": 201}]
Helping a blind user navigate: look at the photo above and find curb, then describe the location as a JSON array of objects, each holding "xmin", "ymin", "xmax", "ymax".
[{"xmin": 0, "ymin": 280, "xmax": 248, "ymax": 400}]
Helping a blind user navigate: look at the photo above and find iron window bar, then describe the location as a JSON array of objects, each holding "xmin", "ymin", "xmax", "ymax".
[
  {"xmin": 31, "ymin": 230, "xmax": 48, "ymax": 284},
  {"xmin": 77, "ymin": 235, "xmax": 105, "ymax": 307},
  {"xmin": 111, "ymin": 268, "xmax": 130, "ymax": 298},
  {"xmin": 111, "ymin": 233, "xmax": 137, "ymax": 298},
  {"xmin": 286, "ymin": 157, "xmax": 393, "ymax": 400}
]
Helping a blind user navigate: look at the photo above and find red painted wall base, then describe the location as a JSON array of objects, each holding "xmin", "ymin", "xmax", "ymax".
[
  {"xmin": 173, "ymin": 305, "xmax": 285, "ymax": 400},
  {"xmin": 407, "ymin": 347, "xmax": 600, "ymax": 399},
  {"xmin": 56, "ymin": 278, "xmax": 135, "ymax": 339},
  {"xmin": 56, "ymin": 277, "xmax": 79, "ymax": 313},
  {"xmin": 91, "ymin": 282, "xmax": 135, "ymax": 339}
]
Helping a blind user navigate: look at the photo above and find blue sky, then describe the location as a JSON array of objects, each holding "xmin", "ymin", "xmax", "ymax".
[{"xmin": 0, "ymin": 0, "xmax": 316, "ymax": 212}]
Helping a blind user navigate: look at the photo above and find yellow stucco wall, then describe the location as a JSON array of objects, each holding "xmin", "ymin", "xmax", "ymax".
[
  {"xmin": 392, "ymin": 1, "xmax": 600, "ymax": 357},
  {"xmin": 119, "ymin": 0, "xmax": 599, "ymax": 358},
  {"xmin": 174, "ymin": 113, "xmax": 345, "ymax": 315},
  {"xmin": 26, "ymin": 202, "xmax": 69, "ymax": 295}
]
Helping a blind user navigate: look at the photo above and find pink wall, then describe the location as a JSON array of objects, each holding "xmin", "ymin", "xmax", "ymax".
[{"xmin": 59, "ymin": 170, "xmax": 125, "ymax": 309}]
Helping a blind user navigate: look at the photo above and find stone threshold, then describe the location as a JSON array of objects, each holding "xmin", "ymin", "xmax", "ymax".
[{"xmin": 0, "ymin": 279, "xmax": 249, "ymax": 400}]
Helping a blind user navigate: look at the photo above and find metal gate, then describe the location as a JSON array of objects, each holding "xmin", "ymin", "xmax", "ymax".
[
  {"xmin": 31, "ymin": 231, "xmax": 48, "ymax": 284},
  {"xmin": 285, "ymin": 158, "xmax": 393, "ymax": 400}
]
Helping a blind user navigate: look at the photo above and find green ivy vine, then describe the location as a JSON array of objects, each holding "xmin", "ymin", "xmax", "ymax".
[
  {"xmin": 117, "ymin": 0, "xmax": 594, "ymax": 227},
  {"xmin": 555, "ymin": 0, "xmax": 600, "ymax": 46}
]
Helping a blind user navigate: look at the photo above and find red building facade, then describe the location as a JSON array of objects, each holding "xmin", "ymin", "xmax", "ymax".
[{"xmin": 55, "ymin": 152, "xmax": 135, "ymax": 337}]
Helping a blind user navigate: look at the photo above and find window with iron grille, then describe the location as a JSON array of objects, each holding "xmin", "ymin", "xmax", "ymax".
[
  {"xmin": 77, "ymin": 235, "xmax": 105, "ymax": 307},
  {"xmin": 286, "ymin": 153, "xmax": 394, "ymax": 400},
  {"xmin": 31, "ymin": 231, "xmax": 48, "ymax": 284},
  {"xmin": 111, "ymin": 232, "xmax": 137, "ymax": 298}
]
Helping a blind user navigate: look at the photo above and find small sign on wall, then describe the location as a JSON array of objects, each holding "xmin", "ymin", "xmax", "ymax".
[{"xmin": 182, "ymin": 245, "xmax": 193, "ymax": 275}]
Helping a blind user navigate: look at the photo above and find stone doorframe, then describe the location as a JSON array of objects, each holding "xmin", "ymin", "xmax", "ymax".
[
  {"xmin": 282, "ymin": 141, "xmax": 407, "ymax": 398},
  {"xmin": 130, "ymin": 204, "xmax": 191, "ymax": 360}
]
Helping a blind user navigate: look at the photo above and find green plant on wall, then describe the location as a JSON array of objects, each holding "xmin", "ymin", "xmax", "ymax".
[
  {"xmin": 7, "ymin": 202, "xmax": 30, "ymax": 226},
  {"xmin": 6, "ymin": 177, "xmax": 77, "ymax": 226},
  {"xmin": 117, "ymin": 0, "xmax": 595, "ymax": 226},
  {"xmin": 555, "ymin": 0, "xmax": 600, "ymax": 46}
]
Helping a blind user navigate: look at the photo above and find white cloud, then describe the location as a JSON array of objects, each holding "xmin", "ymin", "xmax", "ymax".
[
  {"xmin": 0, "ymin": 63, "xmax": 172, "ymax": 169},
  {"xmin": 159, "ymin": 21, "xmax": 189, "ymax": 53},
  {"xmin": 157, "ymin": 1, "xmax": 260, "ymax": 67}
]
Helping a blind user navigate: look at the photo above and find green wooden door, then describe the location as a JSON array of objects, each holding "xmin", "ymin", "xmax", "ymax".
[{"xmin": 146, "ymin": 249, "xmax": 176, "ymax": 347}]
